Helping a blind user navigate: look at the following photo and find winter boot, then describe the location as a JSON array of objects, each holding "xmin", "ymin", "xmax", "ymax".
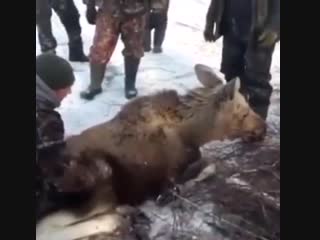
[
  {"xmin": 124, "ymin": 56, "xmax": 140, "ymax": 99},
  {"xmin": 152, "ymin": 46, "xmax": 163, "ymax": 53},
  {"xmin": 153, "ymin": 14, "xmax": 167, "ymax": 54},
  {"xmin": 69, "ymin": 38, "xmax": 89, "ymax": 62},
  {"xmin": 80, "ymin": 63, "xmax": 106, "ymax": 100},
  {"xmin": 37, "ymin": 15, "xmax": 58, "ymax": 54},
  {"xmin": 42, "ymin": 49, "xmax": 56, "ymax": 55},
  {"xmin": 251, "ymin": 104, "xmax": 269, "ymax": 121}
]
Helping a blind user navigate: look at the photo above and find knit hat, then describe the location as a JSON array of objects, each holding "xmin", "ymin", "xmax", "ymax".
[{"xmin": 36, "ymin": 53, "xmax": 75, "ymax": 90}]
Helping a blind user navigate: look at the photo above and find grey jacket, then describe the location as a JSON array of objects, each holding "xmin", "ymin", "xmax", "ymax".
[
  {"xmin": 36, "ymin": 75, "xmax": 64, "ymax": 145},
  {"xmin": 36, "ymin": 75, "xmax": 60, "ymax": 111}
]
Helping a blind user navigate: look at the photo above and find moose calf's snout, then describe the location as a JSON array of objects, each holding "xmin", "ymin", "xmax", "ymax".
[{"xmin": 249, "ymin": 121, "xmax": 267, "ymax": 142}]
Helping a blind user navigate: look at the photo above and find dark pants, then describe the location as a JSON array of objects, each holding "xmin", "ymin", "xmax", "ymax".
[
  {"xmin": 36, "ymin": 0, "xmax": 82, "ymax": 52},
  {"xmin": 144, "ymin": 11, "xmax": 168, "ymax": 49},
  {"xmin": 221, "ymin": 33, "xmax": 275, "ymax": 119}
]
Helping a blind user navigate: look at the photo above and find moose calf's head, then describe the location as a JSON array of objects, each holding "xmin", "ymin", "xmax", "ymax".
[{"xmin": 193, "ymin": 64, "xmax": 266, "ymax": 143}]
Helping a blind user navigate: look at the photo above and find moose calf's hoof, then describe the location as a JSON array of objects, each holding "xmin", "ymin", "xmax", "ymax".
[{"xmin": 156, "ymin": 186, "xmax": 180, "ymax": 206}]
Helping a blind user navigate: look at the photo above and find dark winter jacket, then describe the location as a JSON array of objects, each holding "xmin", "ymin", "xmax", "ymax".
[{"xmin": 205, "ymin": 0, "xmax": 280, "ymax": 41}]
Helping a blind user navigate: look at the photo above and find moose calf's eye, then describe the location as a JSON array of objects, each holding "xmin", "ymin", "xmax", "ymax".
[{"xmin": 242, "ymin": 110, "xmax": 250, "ymax": 120}]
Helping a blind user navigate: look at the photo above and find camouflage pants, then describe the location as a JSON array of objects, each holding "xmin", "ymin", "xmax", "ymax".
[
  {"xmin": 90, "ymin": 11, "xmax": 146, "ymax": 64},
  {"xmin": 36, "ymin": 0, "xmax": 81, "ymax": 52}
]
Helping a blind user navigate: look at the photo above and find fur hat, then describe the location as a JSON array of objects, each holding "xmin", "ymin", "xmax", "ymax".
[{"xmin": 36, "ymin": 53, "xmax": 75, "ymax": 90}]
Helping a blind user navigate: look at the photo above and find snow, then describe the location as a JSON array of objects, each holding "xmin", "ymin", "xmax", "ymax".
[{"xmin": 36, "ymin": 0, "xmax": 280, "ymax": 136}]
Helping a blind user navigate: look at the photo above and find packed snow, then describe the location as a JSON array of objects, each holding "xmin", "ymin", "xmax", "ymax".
[{"xmin": 36, "ymin": 0, "xmax": 280, "ymax": 136}]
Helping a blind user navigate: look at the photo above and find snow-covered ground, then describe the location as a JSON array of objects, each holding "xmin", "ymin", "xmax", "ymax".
[{"xmin": 36, "ymin": 0, "xmax": 280, "ymax": 136}]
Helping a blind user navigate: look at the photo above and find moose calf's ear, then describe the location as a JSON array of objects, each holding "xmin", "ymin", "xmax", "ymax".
[
  {"xmin": 221, "ymin": 77, "xmax": 241, "ymax": 100},
  {"xmin": 233, "ymin": 77, "xmax": 241, "ymax": 94},
  {"xmin": 194, "ymin": 64, "xmax": 223, "ymax": 89}
]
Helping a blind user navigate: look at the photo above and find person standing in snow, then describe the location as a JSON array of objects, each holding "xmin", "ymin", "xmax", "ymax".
[
  {"xmin": 144, "ymin": 0, "xmax": 170, "ymax": 53},
  {"xmin": 204, "ymin": 0, "xmax": 280, "ymax": 120},
  {"xmin": 36, "ymin": 0, "xmax": 88, "ymax": 62},
  {"xmin": 80, "ymin": 0, "xmax": 148, "ymax": 100}
]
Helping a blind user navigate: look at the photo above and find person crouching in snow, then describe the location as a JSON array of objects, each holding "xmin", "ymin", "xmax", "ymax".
[
  {"xmin": 36, "ymin": 53, "xmax": 76, "ymax": 220},
  {"xmin": 36, "ymin": 54, "xmax": 105, "ymax": 221},
  {"xmin": 80, "ymin": 0, "xmax": 148, "ymax": 100},
  {"xmin": 144, "ymin": 0, "xmax": 170, "ymax": 53},
  {"xmin": 204, "ymin": 0, "xmax": 280, "ymax": 120}
]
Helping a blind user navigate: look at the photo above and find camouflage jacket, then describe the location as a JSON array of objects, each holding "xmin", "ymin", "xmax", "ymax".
[
  {"xmin": 85, "ymin": 0, "xmax": 149, "ymax": 17},
  {"xmin": 36, "ymin": 75, "xmax": 66, "ymax": 219},
  {"xmin": 205, "ymin": 0, "xmax": 280, "ymax": 40},
  {"xmin": 149, "ymin": 0, "xmax": 170, "ymax": 12}
]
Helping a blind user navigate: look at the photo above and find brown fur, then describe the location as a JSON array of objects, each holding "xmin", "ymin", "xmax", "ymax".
[{"xmin": 63, "ymin": 64, "xmax": 266, "ymax": 205}]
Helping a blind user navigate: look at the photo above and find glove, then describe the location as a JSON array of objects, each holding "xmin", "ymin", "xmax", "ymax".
[
  {"xmin": 258, "ymin": 28, "xmax": 279, "ymax": 47},
  {"xmin": 86, "ymin": 5, "xmax": 97, "ymax": 25},
  {"xmin": 203, "ymin": 24, "xmax": 216, "ymax": 42}
]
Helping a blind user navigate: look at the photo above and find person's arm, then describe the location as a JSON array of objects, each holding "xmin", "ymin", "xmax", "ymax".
[
  {"xmin": 258, "ymin": 0, "xmax": 280, "ymax": 47},
  {"xmin": 165, "ymin": 0, "xmax": 170, "ymax": 12},
  {"xmin": 86, "ymin": 0, "xmax": 98, "ymax": 25},
  {"xmin": 204, "ymin": 0, "xmax": 217, "ymax": 42},
  {"xmin": 268, "ymin": 0, "xmax": 280, "ymax": 36}
]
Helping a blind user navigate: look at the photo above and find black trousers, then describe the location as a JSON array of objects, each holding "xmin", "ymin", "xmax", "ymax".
[
  {"xmin": 36, "ymin": 0, "xmax": 82, "ymax": 52},
  {"xmin": 144, "ymin": 11, "xmax": 168, "ymax": 49},
  {"xmin": 221, "ymin": 32, "xmax": 276, "ymax": 119}
]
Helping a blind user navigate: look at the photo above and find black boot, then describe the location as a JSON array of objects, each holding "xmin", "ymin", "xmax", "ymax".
[
  {"xmin": 42, "ymin": 49, "xmax": 56, "ymax": 55},
  {"xmin": 251, "ymin": 104, "xmax": 269, "ymax": 120},
  {"xmin": 69, "ymin": 38, "xmax": 89, "ymax": 62},
  {"xmin": 152, "ymin": 46, "xmax": 163, "ymax": 54},
  {"xmin": 153, "ymin": 13, "xmax": 167, "ymax": 54},
  {"xmin": 242, "ymin": 84, "xmax": 272, "ymax": 121},
  {"xmin": 80, "ymin": 63, "xmax": 106, "ymax": 100},
  {"xmin": 124, "ymin": 56, "xmax": 140, "ymax": 99}
]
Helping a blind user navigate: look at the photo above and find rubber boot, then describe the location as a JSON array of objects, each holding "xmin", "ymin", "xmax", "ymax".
[
  {"xmin": 42, "ymin": 49, "xmax": 56, "ymax": 55},
  {"xmin": 153, "ymin": 46, "xmax": 163, "ymax": 54},
  {"xmin": 80, "ymin": 63, "xmax": 106, "ymax": 100},
  {"xmin": 124, "ymin": 56, "xmax": 140, "ymax": 99},
  {"xmin": 69, "ymin": 38, "xmax": 89, "ymax": 62},
  {"xmin": 251, "ymin": 104, "xmax": 269, "ymax": 121},
  {"xmin": 153, "ymin": 13, "xmax": 167, "ymax": 54}
]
